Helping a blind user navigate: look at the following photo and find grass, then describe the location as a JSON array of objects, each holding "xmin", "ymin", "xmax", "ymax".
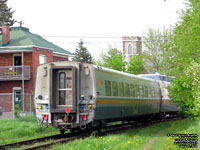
[
  {"xmin": 0, "ymin": 116, "xmax": 199, "ymax": 150},
  {"xmin": 51, "ymin": 117, "xmax": 200, "ymax": 150},
  {"xmin": 0, "ymin": 116, "xmax": 59, "ymax": 144}
]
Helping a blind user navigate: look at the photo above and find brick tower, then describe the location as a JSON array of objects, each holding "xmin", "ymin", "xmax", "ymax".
[{"xmin": 122, "ymin": 36, "xmax": 142, "ymax": 62}]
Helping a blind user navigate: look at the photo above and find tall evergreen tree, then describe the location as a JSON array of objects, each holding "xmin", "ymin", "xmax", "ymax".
[
  {"xmin": 0, "ymin": 0, "xmax": 16, "ymax": 26},
  {"xmin": 73, "ymin": 39, "xmax": 94, "ymax": 64}
]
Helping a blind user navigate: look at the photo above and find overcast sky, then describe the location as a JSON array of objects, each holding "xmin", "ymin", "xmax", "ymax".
[{"xmin": 8, "ymin": 0, "xmax": 186, "ymax": 59}]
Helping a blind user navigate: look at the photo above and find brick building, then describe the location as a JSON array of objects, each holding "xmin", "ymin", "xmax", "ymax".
[{"xmin": 0, "ymin": 25, "xmax": 73, "ymax": 112}]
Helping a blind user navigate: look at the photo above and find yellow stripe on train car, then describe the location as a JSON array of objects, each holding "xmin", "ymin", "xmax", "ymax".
[{"xmin": 96, "ymin": 99, "xmax": 171, "ymax": 105}]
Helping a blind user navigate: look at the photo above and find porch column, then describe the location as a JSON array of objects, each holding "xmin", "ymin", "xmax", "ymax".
[{"xmin": 22, "ymin": 51, "xmax": 24, "ymax": 112}]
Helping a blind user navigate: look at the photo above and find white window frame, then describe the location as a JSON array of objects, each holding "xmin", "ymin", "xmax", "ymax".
[
  {"xmin": 39, "ymin": 55, "xmax": 47, "ymax": 64},
  {"xmin": 13, "ymin": 54, "xmax": 22, "ymax": 66}
]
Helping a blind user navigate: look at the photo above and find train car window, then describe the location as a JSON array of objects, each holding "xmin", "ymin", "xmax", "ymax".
[
  {"xmin": 125, "ymin": 83, "xmax": 130, "ymax": 97},
  {"xmin": 144, "ymin": 86, "xmax": 148, "ymax": 98},
  {"xmin": 161, "ymin": 88, "xmax": 164, "ymax": 97},
  {"xmin": 130, "ymin": 84, "xmax": 135, "ymax": 97},
  {"xmin": 135, "ymin": 85, "xmax": 139, "ymax": 98},
  {"xmin": 152, "ymin": 87, "xmax": 155, "ymax": 98},
  {"xmin": 139, "ymin": 85, "xmax": 144, "ymax": 98},
  {"xmin": 59, "ymin": 72, "xmax": 66, "ymax": 105},
  {"xmin": 155, "ymin": 87, "xmax": 159, "ymax": 98},
  {"xmin": 112, "ymin": 81, "xmax": 118, "ymax": 96},
  {"xmin": 105, "ymin": 80, "xmax": 112, "ymax": 96},
  {"xmin": 148, "ymin": 87, "xmax": 152, "ymax": 98},
  {"xmin": 119, "ymin": 82, "xmax": 124, "ymax": 97}
]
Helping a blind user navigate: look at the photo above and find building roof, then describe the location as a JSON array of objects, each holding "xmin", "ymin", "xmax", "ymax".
[{"xmin": 0, "ymin": 27, "xmax": 73, "ymax": 55}]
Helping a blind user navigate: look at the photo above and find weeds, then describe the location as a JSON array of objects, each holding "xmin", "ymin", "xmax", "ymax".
[{"xmin": 0, "ymin": 116, "xmax": 58, "ymax": 144}]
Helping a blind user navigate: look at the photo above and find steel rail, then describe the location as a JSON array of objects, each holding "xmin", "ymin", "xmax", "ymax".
[
  {"xmin": 21, "ymin": 136, "xmax": 83, "ymax": 150},
  {"xmin": 0, "ymin": 132, "xmax": 79, "ymax": 150}
]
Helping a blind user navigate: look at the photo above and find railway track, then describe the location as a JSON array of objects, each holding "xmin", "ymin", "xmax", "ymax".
[
  {"xmin": 0, "ymin": 132, "xmax": 81, "ymax": 150},
  {"xmin": 99, "ymin": 115, "xmax": 182, "ymax": 136},
  {"xmin": 0, "ymin": 116, "xmax": 182, "ymax": 150}
]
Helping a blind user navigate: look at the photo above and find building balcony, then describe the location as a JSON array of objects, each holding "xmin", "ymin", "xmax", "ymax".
[{"xmin": 0, "ymin": 66, "xmax": 31, "ymax": 81}]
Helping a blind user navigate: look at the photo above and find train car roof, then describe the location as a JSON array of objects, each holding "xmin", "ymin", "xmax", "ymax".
[
  {"xmin": 37, "ymin": 61, "xmax": 160, "ymax": 84},
  {"xmin": 93, "ymin": 65, "xmax": 156, "ymax": 83}
]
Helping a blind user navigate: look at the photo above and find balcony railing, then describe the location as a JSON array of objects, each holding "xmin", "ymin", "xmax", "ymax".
[{"xmin": 0, "ymin": 66, "xmax": 31, "ymax": 81}]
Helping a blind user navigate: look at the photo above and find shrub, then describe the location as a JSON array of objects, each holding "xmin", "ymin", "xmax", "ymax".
[
  {"xmin": 168, "ymin": 61, "xmax": 200, "ymax": 117},
  {"xmin": 14, "ymin": 104, "xmax": 21, "ymax": 118}
]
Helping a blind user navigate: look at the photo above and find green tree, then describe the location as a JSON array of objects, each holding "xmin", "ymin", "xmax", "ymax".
[
  {"xmin": 168, "ymin": 1, "xmax": 200, "ymax": 77},
  {"xmin": 169, "ymin": 61, "xmax": 200, "ymax": 117},
  {"xmin": 127, "ymin": 55, "xmax": 145, "ymax": 75},
  {"xmin": 168, "ymin": 0, "xmax": 200, "ymax": 117},
  {"xmin": 142, "ymin": 27, "xmax": 172, "ymax": 74},
  {"xmin": 73, "ymin": 39, "xmax": 94, "ymax": 64},
  {"xmin": 0, "ymin": 0, "xmax": 16, "ymax": 26},
  {"xmin": 95, "ymin": 47, "xmax": 126, "ymax": 71}
]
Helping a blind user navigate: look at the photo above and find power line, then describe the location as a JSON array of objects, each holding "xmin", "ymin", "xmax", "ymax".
[
  {"xmin": 42, "ymin": 35, "xmax": 170, "ymax": 45},
  {"xmin": 42, "ymin": 35, "xmax": 169, "ymax": 39},
  {"xmin": 42, "ymin": 35, "xmax": 123, "ymax": 38},
  {"xmin": 51, "ymin": 40, "xmax": 142, "ymax": 44}
]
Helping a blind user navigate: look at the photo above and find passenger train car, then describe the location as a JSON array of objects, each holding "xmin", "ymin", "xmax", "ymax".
[
  {"xmin": 137, "ymin": 73, "xmax": 174, "ymax": 82},
  {"xmin": 34, "ymin": 61, "xmax": 178, "ymax": 133}
]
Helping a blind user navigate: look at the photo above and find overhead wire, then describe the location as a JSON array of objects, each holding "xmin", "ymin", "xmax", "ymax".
[
  {"xmin": 41, "ymin": 35, "xmax": 169, "ymax": 44},
  {"xmin": 42, "ymin": 35, "xmax": 143, "ymax": 44}
]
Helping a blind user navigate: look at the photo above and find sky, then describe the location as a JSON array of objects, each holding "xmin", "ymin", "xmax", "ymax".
[{"xmin": 8, "ymin": 0, "xmax": 186, "ymax": 59}]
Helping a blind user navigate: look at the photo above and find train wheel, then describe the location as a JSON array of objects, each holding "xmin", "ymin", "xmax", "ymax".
[
  {"xmin": 97, "ymin": 122, "xmax": 103, "ymax": 133},
  {"xmin": 157, "ymin": 113, "xmax": 162, "ymax": 122},
  {"xmin": 70, "ymin": 129, "xmax": 75, "ymax": 133},
  {"xmin": 60, "ymin": 128, "xmax": 65, "ymax": 135},
  {"xmin": 86, "ymin": 123, "xmax": 93, "ymax": 135},
  {"xmin": 70, "ymin": 128, "xmax": 80, "ymax": 133}
]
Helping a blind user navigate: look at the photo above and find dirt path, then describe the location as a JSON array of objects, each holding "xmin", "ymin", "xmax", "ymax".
[
  {"xmin": 143, "ymin": 136, "xmax": 159, "ymax": 150},
  {"xmin": 143, "ymin": 129, "xmax": 165, "ymax": 150}
]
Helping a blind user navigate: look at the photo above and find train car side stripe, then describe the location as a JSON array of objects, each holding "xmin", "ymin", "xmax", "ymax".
[{"xmin": 96, "ymin": 99, "xmax": 171, "ymax": 104}]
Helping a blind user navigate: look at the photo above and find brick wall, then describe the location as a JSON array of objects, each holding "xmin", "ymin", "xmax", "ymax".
[
  {"xmin": 0, "ymin": 52, "xmax": 33, "ymax": 66},
  {"xmin": 53, "ymin": 56, "xmax": 68, "ymax": 62},
  {"xmin": 0, "ymin": 53, "xmax": 13, "ymax": 66},
  {"xmin": 32, "ymin": 47, "xmax": 53, "ymax": 90},
  {"xmin": 0, "ymin": 81, "xmax": 22, "ymax": 93},
  {"xmin": 0, "ymin": 94, "xmax": 12, "ymax": 112}
]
